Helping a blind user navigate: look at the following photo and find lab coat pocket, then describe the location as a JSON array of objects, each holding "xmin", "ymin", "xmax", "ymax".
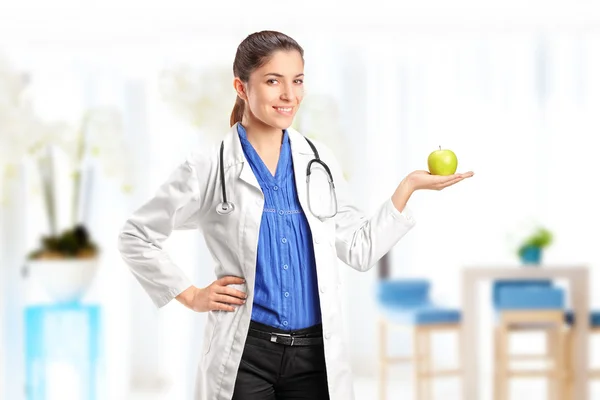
[
  {"xmin": 202, "ymin": 310, "xmax": 221, "ymax": 355},
  {"xmin": 202, "ymin": 282, "xmax": 246, "ymax": 355}
]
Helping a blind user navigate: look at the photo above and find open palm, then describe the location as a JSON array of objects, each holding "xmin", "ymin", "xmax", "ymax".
[{"xmin": 405, "ymin": 170, "xmax": 474, "ymax": 191}]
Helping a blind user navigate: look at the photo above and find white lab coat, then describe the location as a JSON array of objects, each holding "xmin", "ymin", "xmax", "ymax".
[{"xmin": 117, "ymin": 123, "xmax": 416, "ymax": 400}]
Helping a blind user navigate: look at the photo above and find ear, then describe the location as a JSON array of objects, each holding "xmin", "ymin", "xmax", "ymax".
[{"xmin": 233, "ymin": 78, "xmax": 248, "ymax": 101}]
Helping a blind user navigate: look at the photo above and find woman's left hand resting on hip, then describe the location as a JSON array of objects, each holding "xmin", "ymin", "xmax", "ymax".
[{"xmin": 176, "ymin": 277, "xmax": 248, "ymax": 312}]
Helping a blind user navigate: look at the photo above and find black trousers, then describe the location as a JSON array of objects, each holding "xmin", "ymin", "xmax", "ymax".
[{"xmin": 232, "ymin": 321, "xmax": 330, "ymax": 400}]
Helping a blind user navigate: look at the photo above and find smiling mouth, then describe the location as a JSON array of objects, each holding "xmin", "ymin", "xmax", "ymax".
[{"xmin": 273, "ymin": 106, "xmax": 293, "ymax": 115}]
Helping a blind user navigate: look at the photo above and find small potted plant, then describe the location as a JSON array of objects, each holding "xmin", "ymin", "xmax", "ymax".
[
  {"xmin": 27, "ymin": 224, "xmax": 100, "ymax": 303},
  {"xmin": 517, "ymin": 227, "xmax": 553, "ymax": 266}
]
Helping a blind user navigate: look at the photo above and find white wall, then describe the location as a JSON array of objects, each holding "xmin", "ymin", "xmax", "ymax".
[{"xmin": 2, "ymin": 2, "xmax": 600, "ymax": 398}]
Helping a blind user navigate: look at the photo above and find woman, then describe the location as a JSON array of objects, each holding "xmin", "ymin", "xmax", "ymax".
[{"xmin": 118, "ymin": 30, "xmax": 473, "ymax": 400}]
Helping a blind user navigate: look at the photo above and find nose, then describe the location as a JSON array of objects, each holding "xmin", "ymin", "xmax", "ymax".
[{"xmin": 280, "ymin": 83, "xmax": 294, "ymax": 101}]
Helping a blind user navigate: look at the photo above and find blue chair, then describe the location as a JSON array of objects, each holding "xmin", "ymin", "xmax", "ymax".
[
  {"xmin": 491, "ymin": 281, "xmax": 568, "ymax": 400},
  {"xmin": 492, "ymin": 280, "xmax": 553, "ymax": 310},
  {"xmin": 377, "ymin": 279, "xmax": 462, "ymax": 400},
  {"xmin": 562, "ymin": 310, "xmax": 600, "ymax": 400}
]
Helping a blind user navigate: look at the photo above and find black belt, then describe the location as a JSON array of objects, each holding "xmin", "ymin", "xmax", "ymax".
[{"xmin": 247, "ymin": 322, "xmax": 324, "ymax": 347}]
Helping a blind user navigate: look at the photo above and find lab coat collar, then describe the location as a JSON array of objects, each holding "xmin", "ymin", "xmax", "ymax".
[
  {"xmin": 223, "ymin": 123, "xmax": 315, "ymax": 193},
  {"xmin": 222, "ymin": 123, "xmax": 259, "ymax": 191},
  {"xmin": 287, "ymin": 126, "xmax": 315, "ymax": 156},
  {"xmin": 224, "ymin": 123, "xmax": 314, "ymax": 160}
]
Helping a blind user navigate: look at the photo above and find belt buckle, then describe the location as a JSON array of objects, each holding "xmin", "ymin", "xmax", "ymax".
[{"xmin": 270, "ymin": 332, "xmax": 294, "ymax": 346}]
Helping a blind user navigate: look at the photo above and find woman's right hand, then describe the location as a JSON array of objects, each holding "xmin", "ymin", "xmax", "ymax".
[{"xmin": 176, "ymin": 276, "xmax": 247, "ymax": 312}]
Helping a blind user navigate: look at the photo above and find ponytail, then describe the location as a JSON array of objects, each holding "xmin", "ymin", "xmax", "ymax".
[{"xmin": 230, "ymin": 97, "xmax": 245, "ymax": 127}]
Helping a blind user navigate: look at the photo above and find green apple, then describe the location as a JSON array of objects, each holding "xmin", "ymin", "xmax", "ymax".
[{"xmin": 427, "ymin": 146, "xmax": 458, "ymax": 176}]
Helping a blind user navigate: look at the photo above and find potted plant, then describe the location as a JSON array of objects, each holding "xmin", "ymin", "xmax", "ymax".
[
  {"xmin": 23, "ymin": 115, "xmax": 101, "ymax": 304},
  {"xmin": 517, "ymin": 227, "xmax": 553, "ymax": 266},
  {"xmin": 27, "ymin": 225, "xmax": 100, "ymax": 303},
  {"xmin": 24, "ymin": 108, "xmax": 131, "ymax": 303},
  {"xmin": 1, "ymin": 56, "xmax": 131, "ymax": 303}
]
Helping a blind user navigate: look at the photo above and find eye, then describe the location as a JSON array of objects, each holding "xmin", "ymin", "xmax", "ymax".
[
  {"xmin": 267, "ymin": 79, "xmax": 278, "ymax": 85},
  {"xmin": 294, "ymin": 79, "xmax": 304, "ymax": 84}
]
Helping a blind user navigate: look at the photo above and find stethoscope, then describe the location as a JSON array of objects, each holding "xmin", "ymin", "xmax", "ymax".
[{"xmin": 216, "ymin": 136, "xmax": 338, "ymax": 219}]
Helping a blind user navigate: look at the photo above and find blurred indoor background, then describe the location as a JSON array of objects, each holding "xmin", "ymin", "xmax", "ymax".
[{"xmin": 2, "ymin": 1, "xmax": 600, "ymax": 399}]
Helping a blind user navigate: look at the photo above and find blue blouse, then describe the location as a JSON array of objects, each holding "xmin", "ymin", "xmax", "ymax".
[{"xmin": 237, "ymin": 124, "xmax": 322, "ymax": 331}]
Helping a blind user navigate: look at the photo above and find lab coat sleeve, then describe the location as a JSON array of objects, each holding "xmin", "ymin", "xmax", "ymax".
[
  {"xmin": 321, "ymin": 146, "xmax": 417, "ymax": 272},
  {"xmin": 117, "ymin": 153, "xmax": 205, "ymax": 308}
]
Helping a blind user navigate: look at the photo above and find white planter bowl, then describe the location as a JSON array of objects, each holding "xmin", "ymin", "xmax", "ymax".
[{"xmin": 27, "ymin": 258, "xmax": 100, "ymax": 303}]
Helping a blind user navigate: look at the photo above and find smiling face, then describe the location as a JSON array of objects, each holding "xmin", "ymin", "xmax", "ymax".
[{"xmin": 234, "ymin": 50, "xmax": 305, "ymax": 131}]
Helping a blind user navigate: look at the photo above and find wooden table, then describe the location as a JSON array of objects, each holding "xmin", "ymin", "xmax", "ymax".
[{"xmin": 462, "ymin": 266, "xmax": 590, "ymax": 400}]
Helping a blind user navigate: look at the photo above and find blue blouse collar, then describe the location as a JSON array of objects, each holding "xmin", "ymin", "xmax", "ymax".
[{"xmin": 237, "ymin": 123, "xmax": 289, "ymax": 146}]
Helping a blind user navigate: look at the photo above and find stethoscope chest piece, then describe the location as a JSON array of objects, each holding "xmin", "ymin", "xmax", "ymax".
[{"xmin": 216, "ymin": 202, "xmax": 235, "ymax": 215}]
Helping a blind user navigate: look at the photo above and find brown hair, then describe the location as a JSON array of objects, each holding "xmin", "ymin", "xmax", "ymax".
[{"xmin": 230, "ymin": 31, "xmax": 304, "ymax": 127}]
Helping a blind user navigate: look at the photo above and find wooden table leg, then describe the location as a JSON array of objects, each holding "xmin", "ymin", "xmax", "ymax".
[
  {"xmin": 570, "ymin": 271, "xmax": 590, "ymax": 400},
  {"xmin": 462, "ymin": 272, "xmax": 478, "ymax": 400}
]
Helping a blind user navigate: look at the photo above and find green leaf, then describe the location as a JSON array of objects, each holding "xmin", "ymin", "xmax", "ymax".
[{"xmin": 516, "ymin": 227, "xmax": 553, "ymax": 255}]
